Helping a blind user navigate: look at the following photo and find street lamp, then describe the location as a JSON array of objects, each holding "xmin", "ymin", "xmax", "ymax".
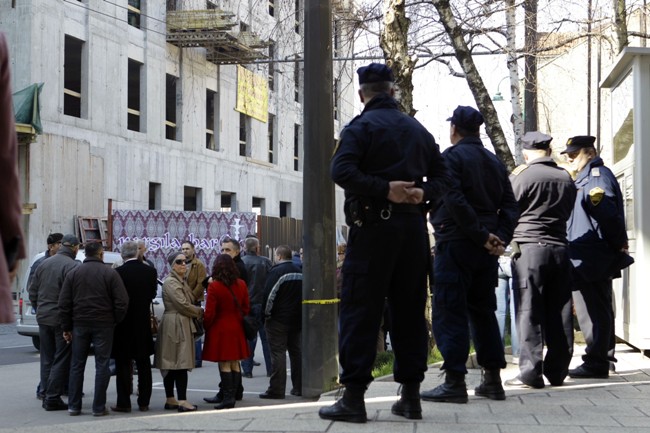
[{"xmin": 491, "ymin": 76, "xmax": 509, "ymax": 102}]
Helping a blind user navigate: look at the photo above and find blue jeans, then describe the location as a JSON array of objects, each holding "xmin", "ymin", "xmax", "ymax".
[
  {"xmin": 495, "ymin": 257, "xmax": 519, "ymax": 357},
  {"xmin": 68, "ymin": 326, "xmax": 114, "ymax": 414},
  {"xmin": 241, "ymin": 303, "xmax": 272, "ymax": 375}
]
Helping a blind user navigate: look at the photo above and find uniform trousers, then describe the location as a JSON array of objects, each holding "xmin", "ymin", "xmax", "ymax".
[
  {"xmin": 339, "ymin": 213, "xmax": 429, "ymax": 387},
  {"xmin": 572, "ymin": 279, "xmax": 615, "ymax": 372},
  {"xmin": 512, "ymin": 243, "xmax": 574, "ymax": 385},
  {"xmin": 432, "ymin": 239, "xmax": 505, "ymax": 374}
]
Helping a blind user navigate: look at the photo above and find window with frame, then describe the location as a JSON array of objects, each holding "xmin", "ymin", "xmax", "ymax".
[
  {"xmin": 268, "ymin": 0, "xmax": 275, "ymax": 17},
  {"xmin": 206, "ymin": 89, "xmax": 217, "ymax": 150},
  {"xmin": 294, "ymin": 59, "xmax": 300, "ymax": 102},
  {"xmin": 127, "ymin": 59, "xmax": 143, "ymax": 132},
  {"xmin": 268, "ymin": 41, "xmax": 275, "ymax": 91},
  {"xmin": 64, "ymin": 35, "xmax": 84, "ymax": 118},
  {"xmin": 128, "ymin": 0, "xmax": 141, "ymax": 29}
]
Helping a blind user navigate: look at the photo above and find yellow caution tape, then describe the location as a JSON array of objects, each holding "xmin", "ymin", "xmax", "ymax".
[{"xmin": 302, "ymin": 299, "xmax": 340, "ymax": 305}]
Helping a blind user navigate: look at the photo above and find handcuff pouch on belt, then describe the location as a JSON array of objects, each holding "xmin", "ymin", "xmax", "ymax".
[{"xmin": 344, "ymin": 196, "xmax": 383, "ymax": 227}]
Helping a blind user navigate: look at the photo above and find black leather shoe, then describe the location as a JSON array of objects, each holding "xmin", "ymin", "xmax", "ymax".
[
  {"xmin": 110, "ymin": 405, "xmax": 132, "ymax": 413},
  {"xmin": 203, "ymin": 394, "xmax": 221, "ymax": 404},
  {"xmin": 259, "ymin": 391, "xmax": 285, "ymax": 399},
  {"xmin": 391, "ymin": 398, "xmax": 422, "ymax": 420},
  {"xmin": 568, "ymin": 365, "xmax": 609, "ymax": 379},
  {"xmin": 319, "ymin": 398, "xmax": 367, "ymax": 423},
  {"xmin": 243, "ymin": 372, "xmax": 253, "ymax": 378},
  {"xmin": 475, "ymin": 369, "xmax": 507, "ymax": 400},
  {"xmin": 420, "ymin": 382, "xmax": 468, "ymax": 403},
  {"xmin": 290, "ymin": 388, "xmax": 301, "ymax": 396},
  {"xmin": 253, "ymin": 361, "xmax": 261, "ymax": 366},
  {"xmin": 139, "ymin": 406, "xmax": 149, "ymax": 412},
  {"xmin": 43, "ymin": 399, "xmax": 69, "ymax": 411},
  {"xmin": 504, "ymin": 377, "xmax": 544, "ymax": 389},
  {"xmin": 164, "ymin": 403, "xmax": 179, "ymax": 410},
  {"xmin": 178, "ymin": 404, "xmax": 198, "ymax": 412}
]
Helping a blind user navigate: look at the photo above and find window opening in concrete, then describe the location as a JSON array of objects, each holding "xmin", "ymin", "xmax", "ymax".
[
  {"xmin": 239, "ymin": 113, "xmax": 250, "ymax": 157},
  {"xmin": 221, "ymin": 191, "xmax": 236, "ymax": 212},
  {"xmin": 184, "ymin": 186, "xmax": 202, "ymax": 211},
  {"xmin": 148, "ymin": 182, "xmax": 161, "ymax": 210},
  {"xmin": 128, "ymin": 0, "xmax": 141, "ymax": 29},
  {"xmin": 280, "ymin": 201, "xmax": 291, "ymax": 218},
  {"xmin": 268, "ymin": 41, "xmax": 275, "ymax": 91},
  {"xmin": 206, "ymin": 89, "xmax": 217, "ymax": 150},
  {"xmin": 268, "ymin": 113, "xmax": 275, "ymax": 163},
  {"xmin": 64, "ymin": 35, "xmax": 83, "ymax": 118},
  {"xmin": 252, "ymin": 196, "xmax": 265, "ymax": 216},
  {"xmin": 166, "ymin": 74, "xmax": 178, "ymax": 140},
  {"xmin": 128, "ymin": 59, "xmax": 142, "ymax": 132},
  {"xmin": 294, "ymin": 124, "xmax": 301, "ymax": 171}
]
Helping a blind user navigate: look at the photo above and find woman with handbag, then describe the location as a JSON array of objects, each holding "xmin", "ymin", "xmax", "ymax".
[
  {"xmin": 202, "ymin": 254, "xmax": 251, "ymax": 410},
  {"xmin": 154, "ymin": 251, "xmax": 203, "ymax": 412}
]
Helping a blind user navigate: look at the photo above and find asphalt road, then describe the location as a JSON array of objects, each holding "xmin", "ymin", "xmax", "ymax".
[{"xmin": 0, "ymin": 323, "xmax": 40, "ymax": 366}]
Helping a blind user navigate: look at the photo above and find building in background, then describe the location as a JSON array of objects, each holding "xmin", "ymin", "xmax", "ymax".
[{"xmin": 0, "ymin": 0, "xmax": 356, "ymax": 295}]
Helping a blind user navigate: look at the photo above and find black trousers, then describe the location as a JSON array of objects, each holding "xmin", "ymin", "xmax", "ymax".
[
  {"xmin": 115, "ymin": 355, "xmax": 152, "ymax": 408},
  {"xmin": 573, "ymin": 278, "xmax": 615, "ymax": 372},
  {"xmin": 339, "ymin": 213, "xmax": 429, "ymax": 387},
  {"xmin": 512, "ymin": 243, "xmax": 574, "ymax": 385},
  {"xmin": 265, "ymin": 319, "xmax": 301, "ymax": 394}
]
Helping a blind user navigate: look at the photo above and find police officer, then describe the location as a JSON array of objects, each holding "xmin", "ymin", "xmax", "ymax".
[
  {"xmin": 504, "ymin": 131, "xmax": 577, "ymax": 389},
  {"xmin": 421, "ymin": 106, "xmax": 518, "ymax": 404},
  {"xmin": 562, "ymin": 136, "xmax": 633, "ymax": 378},
  {"xmin": 319, "ymin": 63, "xmax": 448, "ymax": 423}
]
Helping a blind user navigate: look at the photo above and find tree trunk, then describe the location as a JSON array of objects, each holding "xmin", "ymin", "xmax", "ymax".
[
  {"xmin": 506, "ymin": 0, "xmax": 525, "ymax": 165},
  {"xmin": 524, "ymin": 0, "xmax": 538, "ymax": 133},
  {"xmin": 432, "ymin": 0, "xmax": 515, "ymax": 171},
  {"xmin": 614, "ymin": 0, "xmax": 629, "ymax": 53},
  {"xmin": 380, "ymin": 0, "xmax": 417, "ymax": 116}
]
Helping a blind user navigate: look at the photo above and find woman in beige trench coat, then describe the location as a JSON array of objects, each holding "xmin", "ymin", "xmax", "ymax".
[{"xmin": 155, "ymin": 251, "xmax": 203, "ymax": 412}]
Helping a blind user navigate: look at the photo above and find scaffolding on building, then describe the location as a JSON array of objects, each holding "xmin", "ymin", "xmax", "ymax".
[{"xmin": 166, "ymin": 9, "xmax": 268, "ymax": 65}]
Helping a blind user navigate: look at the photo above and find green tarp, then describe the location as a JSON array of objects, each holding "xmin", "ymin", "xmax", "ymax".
[{"xmin": 12, "ymin": 83, "xmax": 43, "ymax": 134}]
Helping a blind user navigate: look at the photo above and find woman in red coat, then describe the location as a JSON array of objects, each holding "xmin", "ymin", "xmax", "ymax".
[{"xmin": 202, "ymin": 254, "xmax": 251, "ymax": 409}]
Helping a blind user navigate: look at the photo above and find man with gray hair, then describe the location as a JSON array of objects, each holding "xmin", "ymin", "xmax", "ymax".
[
  {"xmin": 241, "ymin": 236, "xmax": 272, "ymax": 378},
  {"xmin": 110, "ymin": 241, "xmax": 157, "ymax": 412}
]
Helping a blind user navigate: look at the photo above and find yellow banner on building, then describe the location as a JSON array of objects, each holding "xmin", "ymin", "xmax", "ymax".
[{"xmin": 235, "ymin": 66, "xmax": 268, "ymax": 123}]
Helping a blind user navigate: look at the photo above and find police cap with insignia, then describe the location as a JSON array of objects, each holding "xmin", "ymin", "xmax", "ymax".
[
  {"xmin": 560, "ymin": 135, "xmax": 596, "ymax": 154},
  {"xmin": 357, "ymin": 63, "xmax": 395, "ymax": 84},
  {"xmin": 522, "ymin": 131, "xmax": 553, "ymax": 150},
  {"xmin": 447, "ymin": 105, "xmax": 484, "ymax": 132}
]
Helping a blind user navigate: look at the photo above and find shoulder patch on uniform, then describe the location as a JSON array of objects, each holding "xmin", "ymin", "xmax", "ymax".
[
  {"xmin": 591, "ymin": 167, "xmax": 601, "ymax": 177},
  {"xmin": 589, "ymin": 186, "xmax": 605, "ymax": 206},
  {"xmin": 511, "ymin": 164, "xmax": 529, "ymax": 176}
]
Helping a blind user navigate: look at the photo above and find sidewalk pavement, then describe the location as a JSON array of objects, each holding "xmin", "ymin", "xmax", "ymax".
[{"xmin": 2, "ymin": 343, "xmax": 650, "ymax": 433}]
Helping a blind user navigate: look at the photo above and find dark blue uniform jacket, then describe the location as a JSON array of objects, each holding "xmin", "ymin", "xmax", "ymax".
[
  {"xmin": 567, "ymin": 156, "xmax": 632, "ymax": 281},
  {"xmin": 331, "ymin": 93, "xmax": 448, "ymax": 215},
  {"xmin": 430, "ymin": 136, "xmax": 518, "ymax": 247}
]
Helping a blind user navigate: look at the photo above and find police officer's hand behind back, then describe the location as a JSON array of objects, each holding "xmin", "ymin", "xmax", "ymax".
[
  {"xmin": 484, "ymin": 233, "xmax": 505, "ymax": 256},
  {"xmin": 388, "ymin": 180, "xmax": 419, "ymax": 203}
]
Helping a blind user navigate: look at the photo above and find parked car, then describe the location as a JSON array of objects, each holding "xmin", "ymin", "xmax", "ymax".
[{"xmin": 16, "ymin": 250, "xmax": 163, "ymax": 350}]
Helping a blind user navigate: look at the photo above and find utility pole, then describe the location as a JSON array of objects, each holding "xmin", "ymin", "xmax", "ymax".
[
  {"xmin": 302, "ymin": 1, "xmax": 339, "ymax": 398},
  {"xmin": 524, "ymin": 0, "xmax": 538, "ymax": 132}
]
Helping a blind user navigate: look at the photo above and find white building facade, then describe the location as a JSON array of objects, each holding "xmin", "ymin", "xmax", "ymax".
[{"xmin": 0, "ymin": 0, "xmax": 356, "ymax": 268}]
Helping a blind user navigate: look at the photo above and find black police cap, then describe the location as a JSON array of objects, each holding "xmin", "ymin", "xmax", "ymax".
[
  {"xmin": 560, "ymin": 135, "xmax": 596, "ymax": 154},
  {"xmin": 447, "ymin": 106, "xmax": 484, "ymax": 132},
  {"xmin": 521, "ymin": 131, "xmax": 553, "ymax": 150},
  {"xmin": 357, "ymin": 63, "xmax": 395, "ymax": 85}
]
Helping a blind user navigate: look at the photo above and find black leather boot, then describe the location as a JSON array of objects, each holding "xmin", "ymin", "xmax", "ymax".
[
  {"xmin": 233, "ymin": 370, "xmax": 243, "ymax": 401},
  {"xmin": 420, "ymin": 371, "xmax": 468, "ymax": 403},
  {"xmin": 391, "ymin": 382, "xmax": 422, "ymax": 419},
  {"xmin": 318, "ymin": 386, "xmax": 367, "ymax": 423},
  {"xmin": 204, "ymin": 370, "xmax": 228, "ymax": 404},
  {"xmin": 214, "ymin": 371, "xmax": 236, "ymax": 410},
  {"xmin": 474, "ymin": 369, "xmax": 506, "ymax": 400}
]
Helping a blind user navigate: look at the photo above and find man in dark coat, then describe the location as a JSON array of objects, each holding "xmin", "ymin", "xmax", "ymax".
[
  {"xmin": 422, "ymin": 106, "xmax": 518, "ymax": 404},
  {"xmin": 111, "ymin": 241, "xmax": 158, "ymax": 412},
  {"xmin": 259, "ymin": 245, "xmax": 302, "ymax": 399},
  {"xmin": 562, "ymin": 135, "xmax": 633, "ymax": 378},
  {"xmin": 320, "ymin": 63, "xmax": 449, "ymax": 423}
]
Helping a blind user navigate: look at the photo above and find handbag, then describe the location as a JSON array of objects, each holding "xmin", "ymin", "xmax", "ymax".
[
  {"xmin": 192, "ymin": 316, "xmax": 204, "ymax": 340},
  {"xmin": 226, "ymin": 284, "xmax": 259, "ymax": 340},
  {"xmin": 150, "ymin": 303, "xmax": 159, "ymax": 336}
]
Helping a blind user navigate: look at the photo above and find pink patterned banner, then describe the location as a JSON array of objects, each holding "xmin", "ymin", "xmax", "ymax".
[{"xmin": 112, "ymin": 210, "xmax": 257, "ymax": 277}]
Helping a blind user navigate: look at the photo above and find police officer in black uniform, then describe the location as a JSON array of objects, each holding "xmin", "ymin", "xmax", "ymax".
[
  {"xmin": 504, "ymin": 131, "xmax": 577, "ymax": 389},
  {"xmin": 421, "ymin": 106, "xmax": 518, "ymax": 404},
  {"xmin": 562, "ymin": 136, "xmax": 633, "ymax": 379},
  {"xmin": 319, "ymin": 63, "xmax": 448, "ymax": 423}
]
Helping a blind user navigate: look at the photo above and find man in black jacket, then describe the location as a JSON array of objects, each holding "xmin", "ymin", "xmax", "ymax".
[
  {"xmin": 320, "ymin": 63, "xmax": 449, "ymax": 423},
  {"xmin": 422, "ymin": 106, "xmax": 518, "ymax": 404},
  {"xmin": 111, "ymin": 241, "xmax": 158, "ymax": 412},
  {"xmin": 59, "ymin": 241, "xmax": 128, "ymax": 416},
  {"xmin": 259, "ymin": 245, "xmax": 302, "ymax": 399}
]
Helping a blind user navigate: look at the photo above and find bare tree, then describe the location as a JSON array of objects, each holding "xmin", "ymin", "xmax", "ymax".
[
  {"xmin": 432, "ymin": 0, "xmax": 515, "ymax": 171},
  {"xmin": 614, "ymin": 0, "xmax": 629, "ymax": 52}
]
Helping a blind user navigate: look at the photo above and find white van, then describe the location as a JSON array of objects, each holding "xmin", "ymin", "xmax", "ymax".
[{"xmin": 16, "ymin": 250, "xmax": 163, "ymax": 350}]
